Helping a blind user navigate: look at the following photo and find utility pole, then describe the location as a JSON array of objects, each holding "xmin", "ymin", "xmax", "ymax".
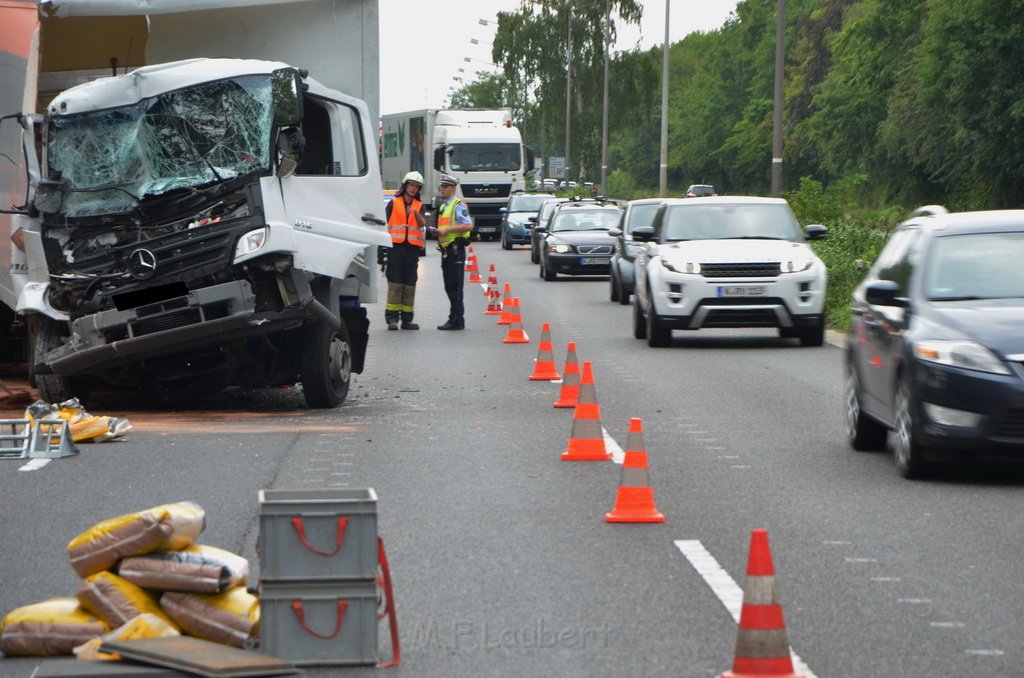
[
  {"xmin": 564, "ymin": 11, "xmax": 573, "ymax": 183},
  {"xmin": 600, "ymin": 0, "xmax": 610, "ymax": 193},
  {"xmin": 771, "ymin": 0, "xmax": 785, "ymax": 196},
  {"xmin": 659, "ymin": 0, "xmax": 670, "ymax": 197}
]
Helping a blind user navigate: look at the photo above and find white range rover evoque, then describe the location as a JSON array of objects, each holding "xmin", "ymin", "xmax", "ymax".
[{"xmin": 631, "ymin": 196, "xmax": 828, "ymax": 347}]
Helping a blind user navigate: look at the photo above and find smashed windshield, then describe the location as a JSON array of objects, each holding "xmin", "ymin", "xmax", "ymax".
[
  {"xmin": 47, "ymin": 75, "xmax": 275, "ymax": 218},
  {"xmin": 449, "ymin": 143, "xmax": 520, "ymax": 172}
]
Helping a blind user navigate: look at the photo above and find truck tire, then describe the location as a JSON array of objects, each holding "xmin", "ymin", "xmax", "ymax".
[
  {"xmin": 31, "ymin": 319, "xmax": 78, "ymax": 404},
  {"xmin": 301, "ymin": 319, "xmax": 351, "ymax": 408}
]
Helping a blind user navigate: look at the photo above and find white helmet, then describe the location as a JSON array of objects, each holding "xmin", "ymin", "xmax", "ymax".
[{"xmin": 402, "ymin": 171, "xmax": 424, "ymax": 188}]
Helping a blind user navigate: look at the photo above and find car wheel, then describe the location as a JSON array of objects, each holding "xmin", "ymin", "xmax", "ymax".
[
  {"xmin": 531, "ymin": 243, "xmax": 539, "ymax": 264},
  {"xmin": 610, "ymin": 272, "xmax": 619, "ymax": 302},
  {"xmin": 501, "ymin": 230, "xmax": 512, "ymax": 250},
  {"xmin": 893, "ymin": 379, "xmax": 931, "ymax": 479},
  {"xmin": 301, "ymin": 319, "xmax": 352, "ymax": 409},
  {"xmin": 799, "ymin": 318, "xmax": 826, "ymax": 347},
  {"xmin": 541, "ymin": 257, "xmax": 556, "ymax": 281},
  {"xmin": 845, "ymin": 361, "xmax": 888, "ymax": 451},
  {"xmin": 618, "ymin": 279, "xmax": 631, "ymax": 306},
  {"xmin": 632, "ymin": 294, "xmax": 647, "ymax": 339},
  {"xmin": 645, "ymin": 298, "xmax": 671, "ymax": 347}
]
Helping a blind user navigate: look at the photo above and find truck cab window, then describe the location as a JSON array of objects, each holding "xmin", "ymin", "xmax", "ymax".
[{"xmin": 296, "ymin": 97, "xmax": 366, "ymax": 177}]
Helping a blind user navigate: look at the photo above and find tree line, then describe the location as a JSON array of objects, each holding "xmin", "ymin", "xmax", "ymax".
[{"xmin": 450, "ymin": 0, "xmax": 1024, "ymax": 210}]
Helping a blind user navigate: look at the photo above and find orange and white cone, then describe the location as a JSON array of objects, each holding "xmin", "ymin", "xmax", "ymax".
[
  {"xmin": 497, "ymin": 283, "xmax": 515, "ymax": 325},
  {"xmin": 605, "ymin": 418, "xmax": 664, "ymax": 522},
  {"xmin": 502, "ymin": 297, "xmax": 530, "ymax": 344},
  {"xmin": 553, "ymin": 342, "xmax": 581, "ymax": 408},
  {"xmin": 719, "ymin": 529, "xmax": 803, "ymax": 678},
  {"xmin": 467, "ymin": 255, "xmax": 483, "ymax": 283},
  {"xmin": 487, "ymin": 263, "xmax": 498, "ymax": 287},
  {"xmin": 484, "ymin": 284, "xmax": 503, "ymax": 315},
  {"xmin": 561, "ymin": 361, "xmax": 610, "ymax": 461},
  {"xmin": 529, "ymin": 323, "xmax": 561, "ymax": 381}
]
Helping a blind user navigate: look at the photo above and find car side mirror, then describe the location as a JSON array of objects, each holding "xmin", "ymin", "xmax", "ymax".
[
  {"xmin": 608, "ymin": 228, "xmax": 622, "ymax": 237},
  {"xmin": 865, "ymin": 280, "xmax": 908, "ymax": 307},
  {"xmin": 527, "ymin": 215, "xmax": 537, "ymax": 223},
  {"xmin": 534, "ymin": 224, "xmax": 548, "ymax": 233},
  {"xmin": 632, "ymin": 226, "xmax": 655, "ymax": 242},
  {"xmin": 499, "ymin": 207, "xmax": 508, "ymax": 214},
  {"xmin": 805, "ymin": 224, "xmax": 828, "ymax": 241}
]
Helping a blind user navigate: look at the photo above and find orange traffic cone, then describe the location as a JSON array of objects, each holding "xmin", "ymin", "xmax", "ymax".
[
  {"xmin": 605, "ymin": 418, "xmax": 664, "ymax": 522},
  {"xmin": 553, "ymin": 342, "xmax": 581, "ymax": 408},
  {"xmin": 719, "ymin": 529, "xmax": 803, "ymax": 678},
  {"xmin": 487, "ymin": 263, "xmax": 498, "ymax": 287},
  {"xmin": 502, "ymin": 297, "xmax": 530, "ymax": 344},
  {"xmin": 561, "ymin": 361, "xmax": 610, "ymax": 461},
  {"xmin": 497, "ymin": 283, "xmax": 515, "ymax": 325},
  {"xmin": 467, "ymin": 255, "xmax": 483, "ymax": 283},
  {"xmin": 484, "ymin": 284, "xmax": 503, "ymax": 315},
  {"xmin": 529, "ymin": 323, "xmax": 561, "ymax": 381}
]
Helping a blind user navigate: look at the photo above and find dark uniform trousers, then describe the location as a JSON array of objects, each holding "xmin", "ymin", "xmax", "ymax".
[
  {"xmin": 440, "ymin": 242, "xmax": 467, "ymax": 325},
  {"xmin": 385, "ymin": 242, "xmax": 422, "ymax": 324}
]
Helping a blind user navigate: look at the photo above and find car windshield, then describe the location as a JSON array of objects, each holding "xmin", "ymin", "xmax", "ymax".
[
  {"xmin": 551, "ymin": 209, "xmax": 622, "ymax": 232},
  {"xmin": 925, "ymin": 231, "xmax": 1024, "ymax": 301},
  {"xmin": 449, "ymin": 143, "xmax": 521, "ymax": 171},
  {"xmin": 47, "ymin": 74, "xmax": 275, "ymax": 218},
  {"xmin": 662, "ymin": 203, "xmax": 803, "ymax": 242},
  {"xmin": 508, "ymin": 196, "xmax": 551, "ymax": 213},
  {"xmin": 624, "ymin": 203, "xmax": 661, "ymax": 234}
]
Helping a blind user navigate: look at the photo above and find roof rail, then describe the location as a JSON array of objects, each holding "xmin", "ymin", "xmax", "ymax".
[{"xmin": 910, "ymin": 205, "xmax": 948, "ymax": 218}]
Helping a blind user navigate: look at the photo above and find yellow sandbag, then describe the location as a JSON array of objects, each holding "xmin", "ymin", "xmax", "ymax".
[
  {"xmin": 0, "ymin": 598, "xmax": 109, "ymax": 657},
  {"xmin": 76, "ymin": 571, "xmax": 178, "ymax": 630},
  {"xmin": 67, "ymin": 502, "xmax": 206, "ymax": 577},
  {"xmin": 118, "ymin": 544, "xmax": 250, "ymax": 594},
  {"xmin": 160, "ymin": 587, "xmax": 259, "ymax": 648},
  {"xmin": 73, "ymin": 612, "xmax": 180, "ymax": 660}
]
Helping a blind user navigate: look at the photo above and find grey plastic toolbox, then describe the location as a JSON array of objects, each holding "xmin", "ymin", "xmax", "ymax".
[
  {"xmin": 258, "ymin": 488, "xmax": 378, "ymax": 581},
  {"xmin": 259, "ymin": 579, "xmax": 378, "ymax": 666}
]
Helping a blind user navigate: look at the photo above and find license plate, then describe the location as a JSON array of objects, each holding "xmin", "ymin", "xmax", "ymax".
[
  {"xmin": 718, "ymin": 286, "xmax": 766, "ymax": 297},
  {"xmin": 580, "ymin": 257, "xmax": 607, "ymax": 265}
]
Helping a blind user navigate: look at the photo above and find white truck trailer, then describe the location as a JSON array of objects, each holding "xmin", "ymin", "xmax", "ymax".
[
  {"xmin": 0, "ymin": 0, "xmax": 388, "ymax": 408},
  {"xmin": 380, "ymin": 108, "xmax": 534, "ymax": 240}
]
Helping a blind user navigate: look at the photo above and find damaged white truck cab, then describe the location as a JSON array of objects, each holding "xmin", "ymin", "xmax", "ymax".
[{"xmin": 5, "ymin": 58, "xmax": 389, "ymax": 407}]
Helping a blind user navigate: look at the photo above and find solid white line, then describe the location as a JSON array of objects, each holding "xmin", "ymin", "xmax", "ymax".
[
  {"xmin": 603, "ymin": 428, "xmax": 624, "ymax": 464},
  {"xmin": 674, "ymin": 539, "xmax": 818, "ymax": 678},
  {"xmin": 18, "ymin": 459, "xmax": 50, "ymax": 472}
]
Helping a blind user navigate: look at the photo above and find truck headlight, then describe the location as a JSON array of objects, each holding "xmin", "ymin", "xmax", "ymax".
[{"xmin": 235, "ymin": 228, "xmax": 268, "ymax": 257}]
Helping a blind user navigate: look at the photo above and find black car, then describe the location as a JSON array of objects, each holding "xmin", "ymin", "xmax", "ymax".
[
  {"xmin": 530, "ymin": 198, "xmax": 568, "ymax": 263},
  {"xmin": 500, "ymin": 193, "xmax": 559, "ymax": 249},
  {"xmin": 608, "ymin": 198, "xmax": 663, "ymax": 304},
  {"xmin": 535, "ymin": 201, "xmax": 623, "ymax": 280},
  {"xmin": 845, "ymin": 206, "xmax": 1024, "ymax": 478}
]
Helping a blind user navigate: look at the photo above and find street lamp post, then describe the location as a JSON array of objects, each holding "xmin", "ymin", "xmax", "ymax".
[
  {"xmin": 771, "ymin": 0, "xmax": 785, "ymax": 197},
  {"xmin": 600, "ymin": 0, "xmax": 610, "ymax": 193},
  {"xmin": 564, "ymin": 13, "xmax": 572, "ymax": 184},
  {"xmin": 659, "ymin": 0, "xmax": 669, "ymax": 197}
]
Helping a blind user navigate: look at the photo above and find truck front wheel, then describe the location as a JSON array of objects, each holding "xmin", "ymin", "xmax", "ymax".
[
  {"xmin": 30, "ymin": 319, "xmax": 79, "ymax": 404},
  {"xmin": 301, "ymin": 320, "xmax": 351, "ymax": 408}
]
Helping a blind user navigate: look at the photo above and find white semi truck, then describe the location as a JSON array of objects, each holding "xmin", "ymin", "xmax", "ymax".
[
  {"xmin": 0, "ymin": 0, "xmax": 388, "ymax": 408},
  {"xmin": 380, "ymin": 108, "xmax": 534, "ymax": 240}
]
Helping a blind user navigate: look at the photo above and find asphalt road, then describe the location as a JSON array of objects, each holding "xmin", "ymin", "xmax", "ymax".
[{"xmin": 2, "ymin": 240, "xmax": 1023, "ymax": 677}]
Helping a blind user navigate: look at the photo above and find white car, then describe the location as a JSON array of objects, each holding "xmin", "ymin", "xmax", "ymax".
[{"xmin": 631, "ymin": 196, "xmax": 828, "ymax": 347}]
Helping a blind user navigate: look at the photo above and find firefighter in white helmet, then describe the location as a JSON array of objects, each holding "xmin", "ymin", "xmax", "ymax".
[{"xmin": 383, "ymin": 171, "xmax": 426, "ymax": 330}]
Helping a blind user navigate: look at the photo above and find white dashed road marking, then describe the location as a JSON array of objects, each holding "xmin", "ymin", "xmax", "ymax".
[{"xmin": 18, "ymin": 459, "xmax": 50, "ymax": 472}]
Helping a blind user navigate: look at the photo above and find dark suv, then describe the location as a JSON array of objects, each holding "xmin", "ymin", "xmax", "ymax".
[
  {"xmin": 535, "ymin": 199, "xmax": 623, "ymax": 280},
  {"xmin": 500, "ymin": 193, "xmax": 559, "ymax": 249},
  {"xmin": 609, "ymin": 198, "xmax": 663, "ymax": 304}
]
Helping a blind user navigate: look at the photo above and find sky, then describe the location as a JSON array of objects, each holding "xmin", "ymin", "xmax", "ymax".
[{"xmin": 378, "ymin": 0, "xmax": 739, "ymax": 116}]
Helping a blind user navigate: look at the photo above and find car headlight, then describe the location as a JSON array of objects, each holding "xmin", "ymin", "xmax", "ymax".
[
  {"xmin": 661, "ymin": 258, "xmax": 699, "ymax": 274},
  {"xmin": 781, "ymin": 255, "xmax": 815, "ymax": 273},
  {"xmin": 548, "ymin": 243, "xmax": 572, "ymax": 254},
  {"xmin": 913, "ymin": 339, "xmax": 1011, "ymax": 375},
  {"xmin": 235, "ymin": 228, "xmax": 267, "ymax": 257}
]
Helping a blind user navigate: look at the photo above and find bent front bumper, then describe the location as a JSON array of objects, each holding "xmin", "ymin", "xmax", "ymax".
[{"xmin": 39, "ymin": 280, "xmax": 308, "ymax": 377}]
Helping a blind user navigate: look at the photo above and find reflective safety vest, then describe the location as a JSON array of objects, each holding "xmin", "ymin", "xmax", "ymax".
[
  {"xmin": 388, "ymin": 196, "xmax": 425, "ymax": 248},
  {"xmin": 437, "ymin": 198, "xmax": 471, "ymax": 248}
]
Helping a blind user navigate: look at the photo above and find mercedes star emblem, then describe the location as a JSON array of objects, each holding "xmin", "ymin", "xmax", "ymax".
[{"xmin": 128, "ymin": 248, "xmax": 158, "ymax": 280}]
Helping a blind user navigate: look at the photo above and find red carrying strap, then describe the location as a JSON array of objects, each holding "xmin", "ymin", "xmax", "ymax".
[
  {"xmin": 290, "ymin": 516, "xmax": 348, "ymax": 556},
  {"xmin": 377, "ymin": 536, "xmax": 400, "ymax": 668},
  {"xmin": 291, "ymin": 599, "xmax": 347, "ymax": 639}
]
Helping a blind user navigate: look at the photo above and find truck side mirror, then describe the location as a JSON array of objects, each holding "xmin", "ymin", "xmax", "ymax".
[
  {"xmin": 271, "ymin": 68, "xmax": 303, "ymax": 127},
  {"xmin": 433, "ymin": 146, "xmax": 446, "ymax": 172},
  {"xmin": 276, "ymin": 127, "xmax": 305, "ymax": 177},
  {"xmin": 526, "ymin": 146, "xmax": 535, "ymax": 170}
]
